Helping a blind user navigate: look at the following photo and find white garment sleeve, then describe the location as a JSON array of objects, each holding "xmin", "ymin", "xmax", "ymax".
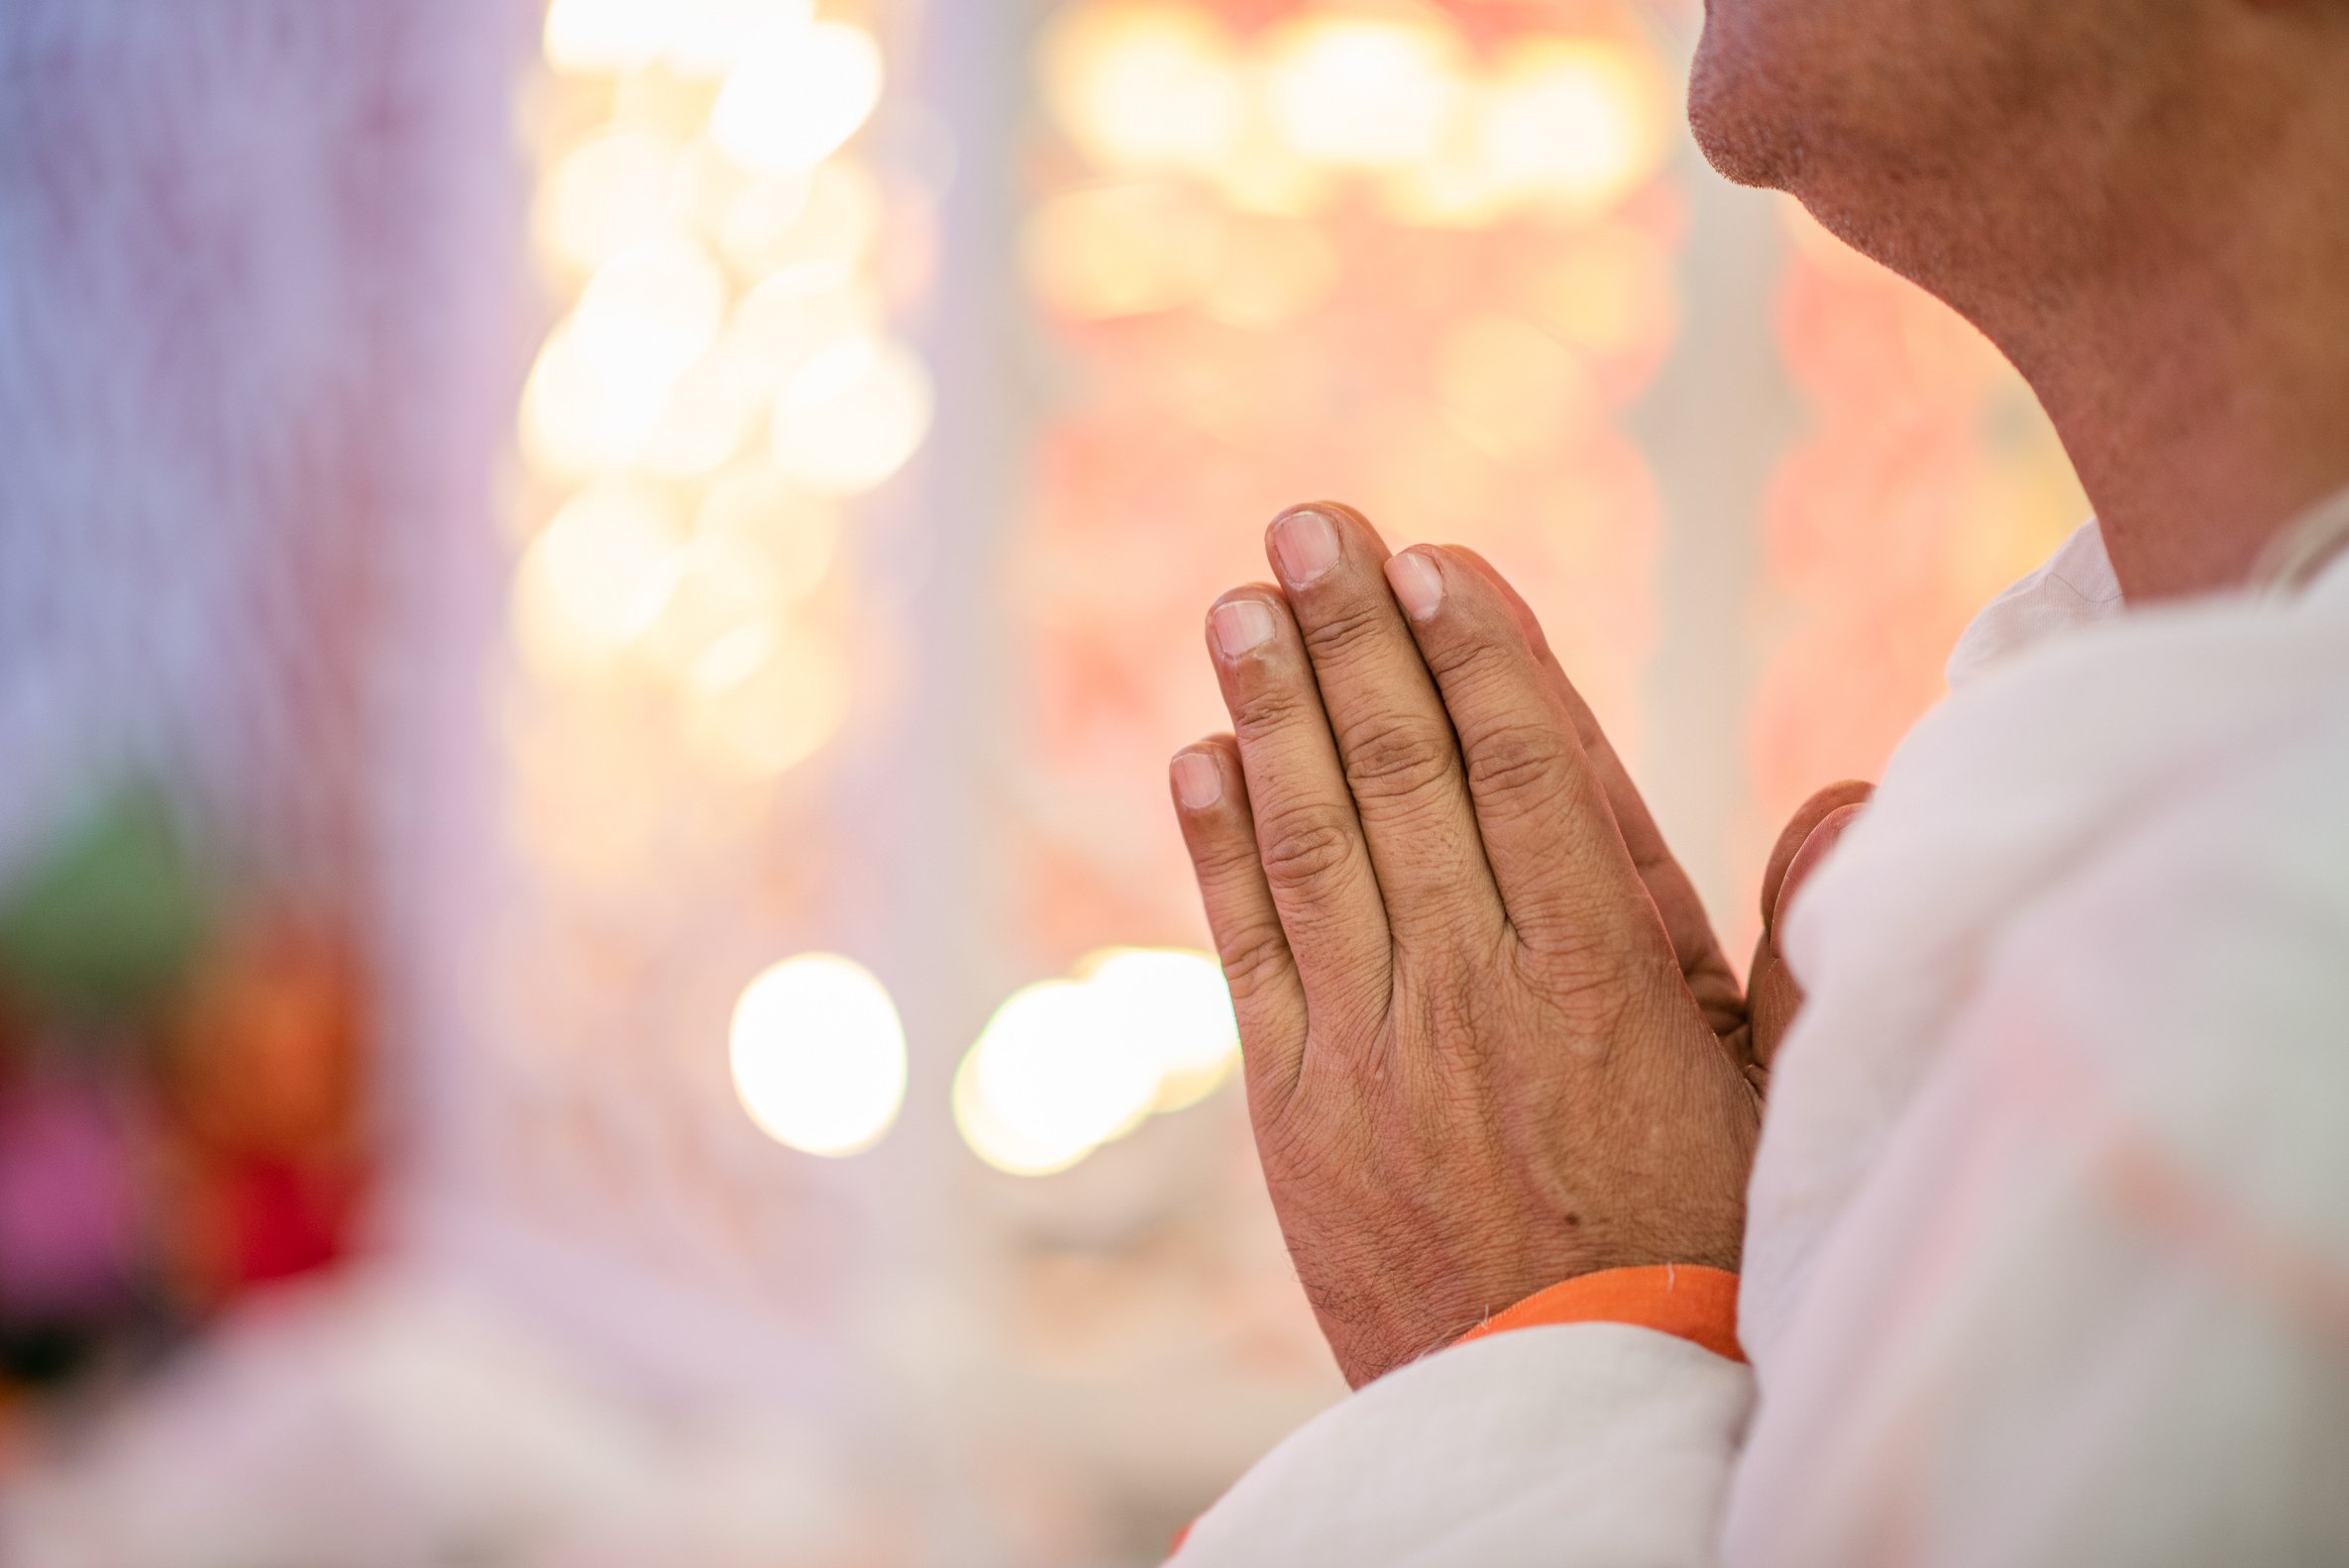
[
  {"xmin": 1170, "ymin": 1323, "xmax": 1752, "ymax": 1568},
  {"xmin": 1724, "ymin": 737, "xmax": 2349, "ymax": 1568}
]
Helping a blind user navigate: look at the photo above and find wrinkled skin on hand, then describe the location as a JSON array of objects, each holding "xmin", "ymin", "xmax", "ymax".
[{"xmin": 1169, "ymin": 503, "xmax": 1865, "ymax": 1387}]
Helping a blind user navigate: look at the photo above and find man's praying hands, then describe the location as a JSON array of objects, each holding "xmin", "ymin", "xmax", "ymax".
[{"xmin": 1168, "ymin": 502, "xmax": 1771, "ymax": 1386}]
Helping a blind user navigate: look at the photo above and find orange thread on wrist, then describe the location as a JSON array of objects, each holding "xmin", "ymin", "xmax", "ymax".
[{"xmin": 1452, "ymin": 1264, "xmax": 1746, "ymax": 1363}]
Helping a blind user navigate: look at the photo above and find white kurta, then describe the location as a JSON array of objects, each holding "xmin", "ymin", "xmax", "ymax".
[{"xmin": 1176, "ymin": 525, "xmax": 2349, "ymax": 1566}]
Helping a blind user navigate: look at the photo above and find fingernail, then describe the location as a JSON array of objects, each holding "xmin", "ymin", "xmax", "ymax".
[
  {"xmin": 1171, "ymin": 751, "xmax": 1223, "ymax": 810},
  {"xmin": 1211, "ymin": 598, "xmax": 1277, "ymax": 658},
  {"xmin": 1385, "ymin": 549, "xmax": 1443, "ymax": 620},
  {"xmin": 1271, "ymin": 509, "xmax": 1341, "ymax": 587}
]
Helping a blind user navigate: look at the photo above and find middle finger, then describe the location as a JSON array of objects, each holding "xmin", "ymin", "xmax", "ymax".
[{"xmin": 1265, "ymin": 503, "xmax": 1505, "ymax": 957}]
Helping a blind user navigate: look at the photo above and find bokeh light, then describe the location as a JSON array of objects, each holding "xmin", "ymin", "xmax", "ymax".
[
  {"xmin": 668, "ymin": 0, "xmax": 818, "ymax": 79},
  {"xmin": 543, "ymin": 0, "xmax": 669, "ymax": 75},
  {"xmin": 721, "ymin": 162, "xmax": 879, "ymax": 284},
  {"xmin": 1262, "ymin": 16, "xmax": 1464, "ymax": 173},
  {"xmin": 1076, "ymin": 946, "xmax": 1238, "ymax": 1112},
  {"xmin": 725, "ymin": 274, "xmax": 885, "ymax": 394},
  {"xmin": 1198, "ymin": 215, "xmax": 1336, "ymax": 329},
  {"xmin": 1023, "ymin": 181, "xmax": 1228, "ymax": 321},
  {"xmin": 954, "ymin": 949, "xmax": 1238, "ymax": 1175},
  {"xmin": 570, "ymin": 236, "xmax": 730, "ymax": 391},
  {"xmin": 1435, "ymin": 313, "xmax": 1597, "ymax": 459},
  {"xmin": 709, "ymin": 20, "xmax": 884, "ymax": 176},
  {"xmin": 1038, "ymin": 2, "xmax": 1245, "ymax": 177},
  {"xmin": 955, "ymin": 980, "xmax": 1160, "ymax": 1176},
  {"xmin": 513, "ymin": 7, "xmax": 931, "ymax": 799},
  {"xmin": 636, "ymin": 343, "xmax": 772, "ymax": 476},
  {"xmin": 535, "ymin": 128, "xmax": 685, "ymax": 276},
  {"xmin": 1030, "ymin": 4, "xmax": 1670, "ymax": 229},
  {"xmin": 729, "ymin": 954, "xmax": 908, "ymax": 1156},
  {"xmin": 510, "ymin": 484, "xmax": 686, "ymax": 676},
  {"xmin": 1476, "ymin": 39, "xmax": 1664, "ymax": 216},
  {"xmin": 521, "ymin": 321, "xmax": 669, "ymax": 478},
  {"xmin": 680, "ymin": 619, "xmax": 851, "ymax": 777},
  {"xmin": 640, "ymin": 470, "xmax": 836, "ymax": 678},
  {"xmin": 771, "ymin": 335, "xmax": 935, "ymax": 495}
]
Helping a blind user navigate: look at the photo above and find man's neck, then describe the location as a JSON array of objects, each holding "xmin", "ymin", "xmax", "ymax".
[{"xmin": 1963, "ymin": 88, "xmax": 2349, "ymax": 603}]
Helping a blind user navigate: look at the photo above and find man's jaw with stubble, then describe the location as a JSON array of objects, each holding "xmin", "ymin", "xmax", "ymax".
[
  {"xmin": 1684, "ymin": 0, "xmax": 2019, "ymax": 309},
  {"xmin": 1683, "ymin": 0, "xmax": 1838, "ymax": 197}
]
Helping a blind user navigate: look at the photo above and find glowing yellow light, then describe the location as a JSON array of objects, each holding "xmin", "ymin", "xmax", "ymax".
[
  {"xmin": 955, "ymin": 980, "xmax": 1161, "ymax": 1176},
  {"xmin": 952, "ymin": 1045, "xmax": 1086, "ymax": 1177},
  {"xmin": 1039, "ymin": 2, "xmax": 1246, "ymax": 175},
  {"xmin": 719, "ymin": 171, "xmax": 815, "ymax": 271},
  {"xmin": 1263, "ymin": 17, "xmax": 1465, "ymax": 171},
  {"xmin": 638, "ymin": 343, "xmax": 773, "ymax": 476},
  {"xmin": 719, "ymin": 161, "xmax": 879, "ymax": 287},
  {"xmin": 709, "ymin": 21, "xmax": 884, "ymax": 177},
  {"xmin": 511, "ymin": 485, "xmax": 688, "ymax": 676},
  {"xmin": 771, "ymin": 336, "xmax": 933, "ymax": 495},
  {"xmin": 668, "ymin": 138, "xmax": 754, "ymax": 243},
  {"xmin": 729, "ymin": 954, "xmax": 906, "ymax": 1157},
  {"xmin": 522, "ymin": 240, "xmax": 728, "ymax": 478},
  {"xmin": 1476, "ymin": 40, "xmax": 1664, "ymax": 216},
  {"xmin": 1203, "ymin": 120, "xmax": 1331, "ymax": 218},
  {"xmin": 534, "ymin": 129, "xmax": 684, "ymax": 277},
  {"xmin": 1024, "ymin": 180, "xmax": 1227, "ymax": 321},
  {"xmin": 722, "ymin": 275, "xmax": 883, "ymax": 405},
  {"xmin": 610, "ymin": 68, "xmax": 724, "ymax": 142},
  {"xmin": 643, "ymin": 541, "xmax": 780, "ymax": 679},
  {"xmin": 543, "ymin": 0, "xmax": 669, "ymax": 74},
  {"xmin": 571, "ymin": 237, "xmax": 730, "ymax": 390},
  {"xmin": 681, "ymin": 621, "xmax": 850, "ymax": 776},
  {"xmin": 1077, "ymin": 947, "xmax": 1238, "ymax": 1111},
  {"xmin": 1435, "ymin": 313, "xmax": 1597, "ymax": 459},
  {"xmin": 1527, "ymin": 224, "xmax": 1674, "ymax": 356},
  {"xmin": 1199, "ymin": 216, "xmax": 1337, "ymax": 329},
  {"xmin": 1378, "ymin": 139, "xmax": 1517, "ymax": 229},
  {"xmin": 696, "ymin": 464, "xmax": 840, "ymax": 602},
  {"xmin": 668, "ymin": 0, "xmax": 815, "ymax": 78},
  {"xmin": 642, "ymin": 466, "xmax": 838, "ymax": 676},
  {"xmin": 520, "ymin": 322, "xmax": 670, "ymax": 478}
]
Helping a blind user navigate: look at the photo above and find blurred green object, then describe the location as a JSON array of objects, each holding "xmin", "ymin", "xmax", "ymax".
[{"xmin": 0, "ymin": 785, "xmax": 211, "ymax": 1022}]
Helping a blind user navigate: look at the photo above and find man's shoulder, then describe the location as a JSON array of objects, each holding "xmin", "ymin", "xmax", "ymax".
[
  {"xmin": 2091, "ymin": 681, "xmax": 2349, "ymax": 921},
  {"xmin": 1973, "ymin": 698, "xmax": 2349, "ymax": 1249}
]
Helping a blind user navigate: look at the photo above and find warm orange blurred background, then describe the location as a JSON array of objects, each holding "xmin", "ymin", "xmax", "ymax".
[{"xmin": 0, "ymin": 1, "xmax": 2082, "ymax": 1563}]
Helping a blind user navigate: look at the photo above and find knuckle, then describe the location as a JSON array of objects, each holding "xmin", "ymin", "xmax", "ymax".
[
  {"xmin": 1192, "ymin": 823, "xmax": 1264, "ymax": 884},
  {"xmin": 1339, "ymin": 712, "xmax": 1455, "ymax": 805},
  {"xmin": 1299, "ymin": 595, "xmax": 1391, "ymax": 664},
  {"xmin": 1216, "ymin": 919, "xmax": 1294, "ymax": 1003},
  {"xmin": 1425, "ymin": 621, "xmax": 1521, "ymax": 686},
  {"xmin": 1465, "ymin": 720, "xmax": 1572, "ymax": 809},
  {"xmin": 1229, "ymin": 679, "xmax": 1314, "ymax": 743},
  {"xmin": 1254, "ymin": 802, "xmax": 1358, "ymax": 892}
]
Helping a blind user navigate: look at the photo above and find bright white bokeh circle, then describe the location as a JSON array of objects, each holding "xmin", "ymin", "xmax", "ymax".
[
  {"xmin": 729, "ymin": 954, "xmax": 907, "ymax": 1157},
  {"xmin": 956, "ymin": 979, "xmax": 1160, "ymax": 1175}
]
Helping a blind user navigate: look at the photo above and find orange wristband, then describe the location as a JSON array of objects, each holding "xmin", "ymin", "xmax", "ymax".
[{"xmin": 1452, "ymin": 1264, "xmax": 1745, "ymax": 1363}]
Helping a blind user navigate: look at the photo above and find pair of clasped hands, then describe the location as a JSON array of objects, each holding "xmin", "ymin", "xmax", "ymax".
[{"xmin": 1169, "ymin": 504, "xmax": 1869, "ymax": 1388}]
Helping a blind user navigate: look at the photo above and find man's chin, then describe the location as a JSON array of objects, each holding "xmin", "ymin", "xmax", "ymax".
[{"xmin": 1686, "ymin": 31, "xmax": 1803, "ymax": 191}]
